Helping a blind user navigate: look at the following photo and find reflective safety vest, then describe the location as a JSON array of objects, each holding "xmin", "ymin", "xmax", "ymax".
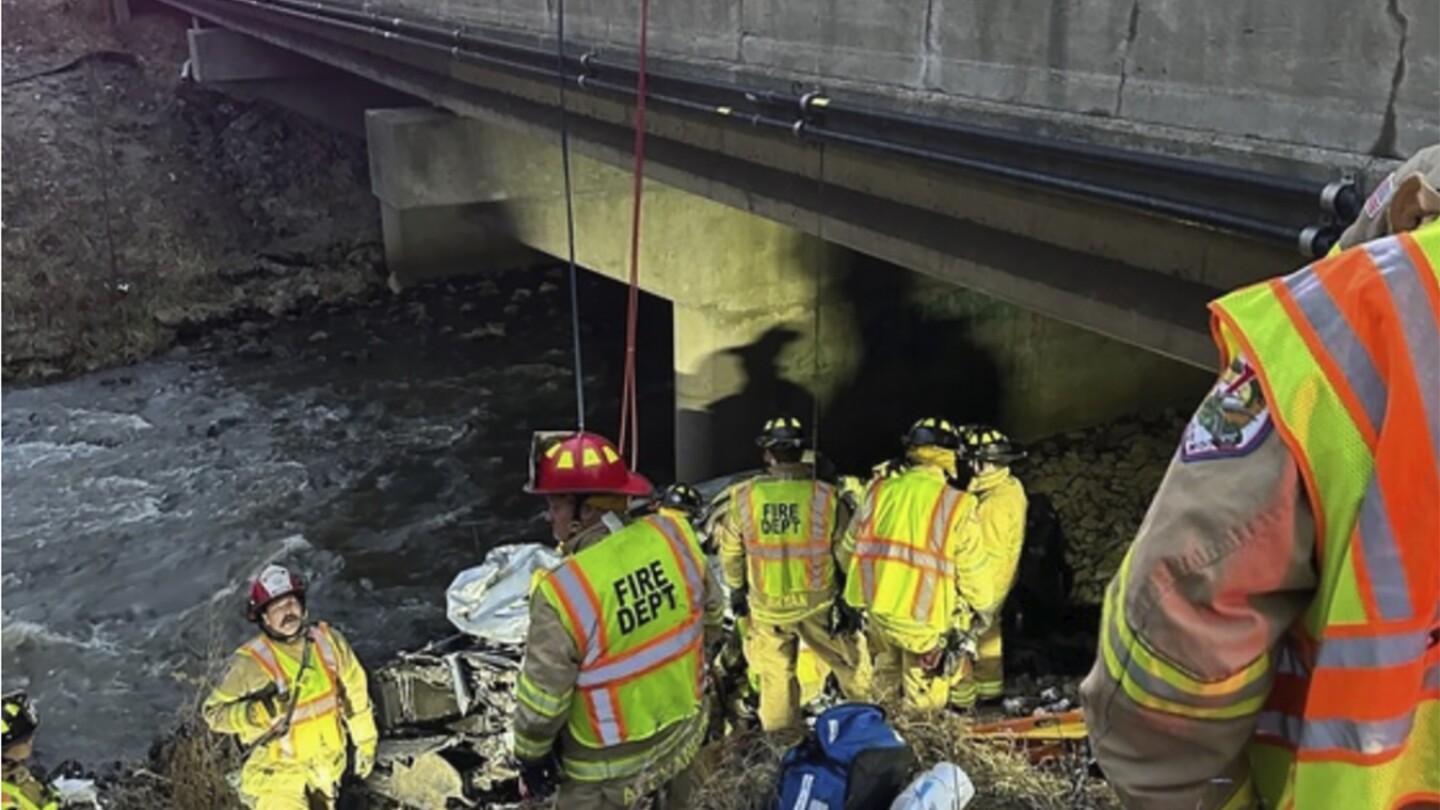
[
  {"xmin": 733, "ymin": 477, "xmax": 838, "ymax": 622},
  {"xmin": 239, "ymin": 622, "xmax": 346, "ymax": 762},
  {"xmin": 0, "ymin": 769, "xmax": 57, "ymax": 810},
  {"xmin": 1211, "ymin": 223, "xmax": 1440, "ymax": 809},
  {"xmin": 537, "ymin": 514, "xmax": 708, "ymax": 752},
  {"xmin": 844, "ymin": 469, "xmax": 974, "ymax": 648}
]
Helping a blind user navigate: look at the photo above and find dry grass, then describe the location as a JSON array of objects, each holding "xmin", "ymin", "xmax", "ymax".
[
  {"xmin": 1, "ymin": 0, "xmax": 382, "ymax": 383},
  {"xmin": 693, "ymin": 702, "xmax": 1120, "ymax": 810},
  {"xmin": 104, "ymin": 621, "xmax": 245, "ymax": 810}
]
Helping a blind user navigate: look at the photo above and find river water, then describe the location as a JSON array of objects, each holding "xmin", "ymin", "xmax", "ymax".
[{"xmin": 1, "ymin": 269, "xmax": 674, "ymax": 769}]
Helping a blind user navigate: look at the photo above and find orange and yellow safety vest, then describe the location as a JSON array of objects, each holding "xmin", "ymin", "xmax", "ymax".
[
  {"xmin": 530, "ymin": 513, "xmax": 708, "ymax": 763},
  {"xmin": 731, "ymin": 477, "xmax": 838, "ymax": 622},
  {"xmin": 1209, "ymin": 223, "xmax": 1440, "ymax": 809},
  {"xmin": 238, "ymin": 622, "xmax": 348, "ymax": 762},
  {"xmin": 844, "ymin": 468, "xmax": 976, "ymax": 651}
]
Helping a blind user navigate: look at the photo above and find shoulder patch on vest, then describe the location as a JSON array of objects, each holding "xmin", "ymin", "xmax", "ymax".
[{"xmin": 1181, "ymin": 356, "xmax": 1272, "ymax": 462}]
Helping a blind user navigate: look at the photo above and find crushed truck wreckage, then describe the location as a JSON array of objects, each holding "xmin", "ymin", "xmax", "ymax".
[{"xmin": 365, "ymin": 545, "xmax": 554, "ymax": 809}]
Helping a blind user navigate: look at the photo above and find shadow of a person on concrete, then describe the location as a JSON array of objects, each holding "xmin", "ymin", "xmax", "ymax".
[
  {"xmin": 817, "ymin": 256, "xmax": 1004, "ymax": 475},
  {"xmin": 679, "ymin": 325, "xmax": 815, "ymax": 478}
]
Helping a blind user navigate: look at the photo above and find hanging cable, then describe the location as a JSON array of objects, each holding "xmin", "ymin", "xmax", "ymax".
[
  {"xmin": 810, "ymin": 139, "xmax": 825, "ymax": 479},
  {"xmin": 554, "ymin": 0, "xmax": 587, "ymax": 430},
  {"xmin": 616, "ymin": 0, "xmax": 651, "ymax": 463}
]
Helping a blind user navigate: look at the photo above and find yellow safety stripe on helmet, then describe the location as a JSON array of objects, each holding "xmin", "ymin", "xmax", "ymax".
[
  {"xmin": 915, "ymin": 417, "xmax": 955, "ymax": 433},
  {"xmin": 1100, "ymin": 552, "xmax": 1271, "ymax": 720},
  {"xmin": 763, "ymin": 417, "xmax": 803, "ymax": 432},
  {"xmin": 513, "ymin": 729, "xmax": 554, "ymax": 760},
  {"xmin": 515, "ymin": 674, "xmax": 571, "ymax": 718}
]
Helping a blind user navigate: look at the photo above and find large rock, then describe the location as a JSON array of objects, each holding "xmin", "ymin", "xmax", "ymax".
[{"xmin": 1020, "ymin": 411, "xmax": 1185, "ymax": 605}]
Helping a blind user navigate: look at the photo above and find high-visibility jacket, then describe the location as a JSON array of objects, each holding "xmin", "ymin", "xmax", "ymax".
[
  {"xmin": 969, "ymin": 468, "xmax": 1028, "ymax": 602},
  {"xmin": 841, "ymin": 465, "xmax": 991, "ymax": 653},
  {"xmin": 1119, "ymin": 223, "xmax": 1440, "ymax": 809},
  {"xmin": 721, "ymin": 474, "xmax": 841, "ymax": 623},
  {"xmin": 202, "ymin": 622, "xmax": 378, "ymax": 792},
  {"xmin": 1, "ymin": 762, "xmax": 57, "ymax": 810},
  {"xmin": 525, "ymin": 513, "xmax": 709, "ymax": 765}
]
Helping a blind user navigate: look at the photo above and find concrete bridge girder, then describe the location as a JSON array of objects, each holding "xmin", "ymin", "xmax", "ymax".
[
  {"xmin": 173, "ymin": 6, "xmax": 1294, "ymax": 367},
  {"xmin": 366, "ymin": 108, "xmax": 1208, "ymax": 478}
]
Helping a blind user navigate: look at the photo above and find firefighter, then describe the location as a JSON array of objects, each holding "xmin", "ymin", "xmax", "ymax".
[
  {"xmin": 203, "ymin": 564, "xmax": 378, "ymax": 810},
  {"xmin": 513, "ymin": 432, "xmax": 724, "ymax": 810},
  {"xmin": 1081, "ymin": 145, "xmax": 1440, "ymax": 809},
  {"xmin": 651, "ymin": 482, "xmax": 705, "ymax": 524},
  {"xmin": 955, "ymin": 425, "xmax": 1029, "ymax": 707},
  {"xmin": 716, "ymin": 417, "xmax": 872, "ymax": 732},
  {"xmin": 2, "ymin": 693, "xmax": 58, "ymax": 810},
  {"xmin": 838, "ymin": 417, "xmax": 999, "ymax": 711}
]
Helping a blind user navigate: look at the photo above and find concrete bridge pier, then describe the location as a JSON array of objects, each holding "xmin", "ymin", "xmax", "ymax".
[
  {"xmin": 365, "ymin": 107, "xmax": 862, "ymax": 478},
  {"xmin": 366, "ymin": 109, "xmax": 544, "ymax": 289}
]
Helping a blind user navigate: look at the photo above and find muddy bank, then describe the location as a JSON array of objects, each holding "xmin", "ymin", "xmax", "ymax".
[{"xmin": 2, "ymin": 0, "xmax": 384, "ymax": 382}]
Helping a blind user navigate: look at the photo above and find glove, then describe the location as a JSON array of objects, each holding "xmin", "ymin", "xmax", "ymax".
[
  {"xmin": 518, "ymin": 754, "xmax": 560, "ymax": 800},
  {"xmin": 353, "ymin": 746, "xmax": 376, "ymax": 779},
  {"xmin": 940, "ymin": 630, "xmax": 976, "ymax": 679},
  {"xmin": 729, "ymin": 585, "xmax": 750, "ymax": 619},
  {"xmin": 827, "ymin": 598, "xmax": 863, "ymax": 636},
  {"xmin": 246, "ymin": 688, "xmax": 284, "ymax": 727}
]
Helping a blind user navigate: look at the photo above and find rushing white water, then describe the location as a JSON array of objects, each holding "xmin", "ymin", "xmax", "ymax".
[{"xmin": 1, "ymin": 273, "xmax": 672, "ymax": 770}]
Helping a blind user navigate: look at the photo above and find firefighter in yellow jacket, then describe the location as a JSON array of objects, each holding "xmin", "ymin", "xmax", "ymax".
[
  {"xmin": 838, "ymin": 418, "xmax": 999, "ymax": 711},
  {"xmin": 513, "ymin": 432, "xmax": 724, "ymax": 810},
  {"xmin": 2, "ymin": 693, "xmax": 58, "ymax": 810},
  {"xmin": 716, "ymin": 417, "xmax": 872, "ymax": 732},
  {"xmin": 954, "ymin": 425, "xmax": 1029, "ymax": 708},
  {"xmin": 203, "ymin": 564, "xmax": 378, "ymax": 810},
  {"xmin": 1081, "ymin": 146, "xmax": 1440, "ymax": 810}
]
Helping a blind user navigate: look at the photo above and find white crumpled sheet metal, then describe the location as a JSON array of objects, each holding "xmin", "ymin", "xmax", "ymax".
[{"xmin": 446, "ymin": 543, "xmax": 561, "ymax": 644}]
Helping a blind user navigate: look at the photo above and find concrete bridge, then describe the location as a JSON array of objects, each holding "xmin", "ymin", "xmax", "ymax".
[{"xmin": 133, "ymin": 0, "xmax": 1439, "ymax": 477}]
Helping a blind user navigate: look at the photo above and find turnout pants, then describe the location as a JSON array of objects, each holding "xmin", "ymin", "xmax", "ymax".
[{"xmin": 744, "ymin": 611, "xmax": 872, "ymax": 731}]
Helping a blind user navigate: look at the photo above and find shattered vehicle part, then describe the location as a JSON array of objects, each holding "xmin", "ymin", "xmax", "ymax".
[
  {"xmin": 370, "ymin": 736, "xmax": 470, "ymax": 808},
  {"xmin": 366, "ymin": 642, "xmax": 525, "ymax": 808},
  {"xmin": 446, "ymin": 543, "xmax": 562, "ymax": 644}
]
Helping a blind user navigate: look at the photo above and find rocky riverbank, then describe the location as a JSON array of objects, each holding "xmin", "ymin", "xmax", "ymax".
[
  {"xmin": 1022, "ymin": 410, "xmax": 1187, "ymax": 604},
  {"xmin": 2, "ymin": 0, "xmax": 384, "ymax": 382}
]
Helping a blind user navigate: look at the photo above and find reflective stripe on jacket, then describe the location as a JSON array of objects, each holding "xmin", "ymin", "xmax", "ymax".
[
  {"xmin": 530, "ymin": 513, "xmax": 708, "ymax": 762},
  {"xmin": 1209, "ymin": 223, "xmax": 1440, "ymax": 809},
  {"xmin": 202, "ymin": 620, "xmax": 377, "ymax": 789},
  {"xmin": 730, "ymin": 476, "xmax": 838, "ymax": 622},
  {"xmin": 237, "ymin": 624, "xmax": 346, "ymax": 762},
  {"xmin": 842, "ymin": 466, "xmax": 984, "ymax": 652},
  {"xmin": 1, "ymin": 763, "xmax": 58, "ymax": 810}
]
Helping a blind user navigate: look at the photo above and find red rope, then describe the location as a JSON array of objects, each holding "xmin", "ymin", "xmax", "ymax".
[{"xmin": 617, "ymin": 0, "xmax": 650, "ymax": 464}]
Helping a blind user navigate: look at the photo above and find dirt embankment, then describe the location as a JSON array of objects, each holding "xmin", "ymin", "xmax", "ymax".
[{"xmin": 2, "ymin": 0, "xmax": 384, "ymax": 382}]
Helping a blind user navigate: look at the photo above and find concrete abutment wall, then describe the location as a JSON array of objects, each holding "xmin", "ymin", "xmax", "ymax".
[{"xmin": 366, "ymin": 107, "xmax": 1207, "ymax": 479}]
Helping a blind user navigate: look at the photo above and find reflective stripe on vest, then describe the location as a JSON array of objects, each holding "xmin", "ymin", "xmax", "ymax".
[
  {"xmin": 735, "ymin": 479, "xmax": 836, "ymax": 596},
  {"xmin": 541, "ymin": 515, "xmax": 707, "ymax": 750},
  {"xmin": 852, "ymin": 474, "xmax": 967, "ymax": 627},
  {"xmin": 1211, "ymin": 224, "xmax": 1440, "ymax": 809},
  {"xmin": 239, "ymin": 624, "xmax": 344, "ymax": 759},
  {"xmin": 1, "ymin": 781, "xmax": 56, "ymax": 810}
]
